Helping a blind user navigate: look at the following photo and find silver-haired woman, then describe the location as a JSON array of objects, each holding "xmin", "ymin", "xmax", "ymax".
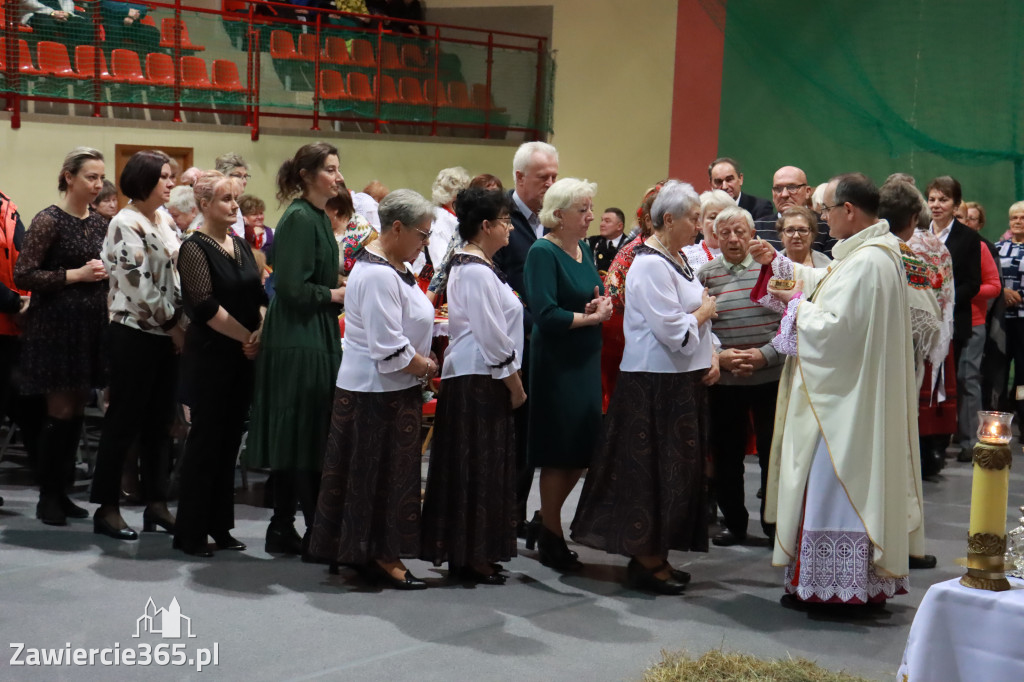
[
  {"xmin": 572, "ymin": 180, "xmax": 719, "ymax": 595},
  {"xmin": 308, "ymin": 189, "xmax": 439, "ymax": 590}
]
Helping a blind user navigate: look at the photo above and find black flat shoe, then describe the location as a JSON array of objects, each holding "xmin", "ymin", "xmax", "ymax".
[
  {"xmin": 626, "ymin": 558, "xmax": 686, "ymax": 595},
  {"xmin": 660, "ymin": 562, "xmax": 691, "ymax": 585},
  {"xmin": 453, "ymin": 565, "xmax": 507, "ymax": 586},
  {"xmin": 36, "ymin": 495, "xmax": 66, "ymax": 526},
  {"xmin": 172, "ymin": 536, "xmax": 213, "ymax": 558},
  {"xmin": 142, "ymin": 509, "xmax": 176, "ymax": 534},
  {"xmin": 536, "ymin": 526, "xmax": 583, "ymax": 572},
  {"xmin": 909, "ymin": 554, "xmax": 937, "ymax": 569},
  {"xmin": 212, "ymin": 533, "xmax": 246, "ymax": 551},
  {"xmin": 61, "ymin": 496, "xmax": 90, "ymax": 519},
  {"xmin": 366, "ymin": 562, "xmax": 428, "ymax": 590},
  {"xmin": 93, "ymin": 513, "xmax": 138, "ymax": 540},
  {"xmin": 711, "ymin": 529, "xmax": 747, "ymax": 547},
  {"xmin": 265, "ymin": 522, "xmax": 303, "ymax": 555}
]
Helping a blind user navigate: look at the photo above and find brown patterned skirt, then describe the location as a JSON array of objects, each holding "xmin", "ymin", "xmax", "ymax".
[
  {"xmin": 420, "ymin": 374, "xmax": 518, "ymax": 567},
  {"xmin": 570, "ymin": 370, "xmax": 710, "ymax": 557},
  {"xmin": 308, "ymin": 386, "xmax": 423, "ymax": 564}
]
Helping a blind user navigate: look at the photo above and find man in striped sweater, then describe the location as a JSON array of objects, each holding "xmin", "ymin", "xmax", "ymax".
[{"xmin": 698, "ymin": 205, "xmax": 784, "ymax": 547}]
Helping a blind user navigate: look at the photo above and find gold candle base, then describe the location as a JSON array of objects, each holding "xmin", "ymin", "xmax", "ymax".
[{"xmin": 960, "ymin": 442, "xmax": 1012, "ymax": 591}]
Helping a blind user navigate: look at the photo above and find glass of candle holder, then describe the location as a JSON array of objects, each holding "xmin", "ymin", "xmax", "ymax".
[{"xmin": 977, "ymin": 411, "xmax": 1014, "ymax": 445}]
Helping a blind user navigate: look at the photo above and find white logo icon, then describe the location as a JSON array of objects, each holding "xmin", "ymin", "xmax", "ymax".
[{"xmin": 134, "ymin": 598, "xmax": 196, "ymax": 639}]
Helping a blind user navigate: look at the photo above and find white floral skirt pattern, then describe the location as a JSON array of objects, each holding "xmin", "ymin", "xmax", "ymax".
[{"xmin": 784, "ymin": 436, "xmax": 909, "ymax": 603}]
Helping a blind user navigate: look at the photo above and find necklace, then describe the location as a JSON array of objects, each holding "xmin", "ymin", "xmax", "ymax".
[
  {"xmin": 650, "ymin": 234, "xmax": 683, "ymax": 266},
  {"xmin": 368, "ymin": 241, "xmax": 405, "ymax": 271},
  {"xmin": 465, "ymin": 242, "xmax": 492, "ymax": 263},
  {"xmin": 547, "ymin": 232, "xmax": 581, "ymax": 262}
]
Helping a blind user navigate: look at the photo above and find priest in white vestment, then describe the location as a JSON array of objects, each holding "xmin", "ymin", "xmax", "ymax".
[{"xmin": 749, "ymin": 173, "xmax": 925, "ymax": 608}]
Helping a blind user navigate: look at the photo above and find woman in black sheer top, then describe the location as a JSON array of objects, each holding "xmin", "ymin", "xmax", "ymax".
[{"xmin": 173, "ymin": 171, "xmax": 267, "ymax": 557}]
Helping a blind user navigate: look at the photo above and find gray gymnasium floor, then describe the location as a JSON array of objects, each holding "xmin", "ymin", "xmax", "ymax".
[{"xmin": 1, "ymin": 452, "xmax": 1021, "ymax": 681}]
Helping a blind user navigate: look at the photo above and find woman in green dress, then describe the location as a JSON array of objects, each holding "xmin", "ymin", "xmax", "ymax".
[
  {"xmin": 523, "ymin": 178, "xmax": 612, "ymax": 571},
  {"xmin": 247, "ymin": 142, "xmax": 347, "ymax": 555}
]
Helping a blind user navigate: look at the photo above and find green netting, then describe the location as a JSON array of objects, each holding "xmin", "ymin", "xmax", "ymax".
[
  {"xmin": 717, "ymin": 0, "xmax": 1024, "ymax": 241},
  {"xmin": 1, "ymin": 4, "xmax": 554, "ymax": 138}
]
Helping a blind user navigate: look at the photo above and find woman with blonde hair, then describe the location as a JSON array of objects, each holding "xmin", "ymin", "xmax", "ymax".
[
  {"xmin": 522, "ymin": 177, "xmax": 611, "ymax": 571},
  {"xmin": 15, "ymin": 147, "xmax": 109, "ymax": 526},
  {"xmin": 174, "ymin": 171, "xmax": 267, "ymax": 556}
]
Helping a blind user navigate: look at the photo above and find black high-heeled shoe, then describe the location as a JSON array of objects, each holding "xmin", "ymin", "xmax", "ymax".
[
  {"xmin": 537, "ymin": 526, "xmax": 583, "ymax": 571},
  {"xmin": 172, "ymin": 536, "xmax": 213, "ymax": 558},
  {"xmin": 523, "ymin": 511, "xmax": 542, "ymax": 550},
  {"xmin": 626, "ymin": 558, "xmax": 686, "ymax": 595},
  {"xmin": 452, "ymin": 565, "xmax": 507, "ymax": 586},
  {"xmin": 92, "ymin": 512, "xmax": 138, "ymax": 541},
  {"xmin": 366, "ymin": 561, "xmax": 428, "ymax": 590},
  {"xmin": 212, "ymin": 532, "xmax": 246, "ymax": 551},
  {"xmin": 142, "ymin": 509, "xmax": 176, "ymax": 534}
]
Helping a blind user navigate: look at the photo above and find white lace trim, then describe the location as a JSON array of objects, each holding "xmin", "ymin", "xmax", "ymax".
[{"xmin": 784, "ymin": 530, "xmax": 910, "ymax": 603}]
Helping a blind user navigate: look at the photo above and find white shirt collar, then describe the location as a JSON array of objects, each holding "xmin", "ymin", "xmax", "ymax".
[
  {"xmin": 512, "ymin": 191, "xmax": 543, "ymax": 239},
  {"xmin": 929, "ymin": 218, "xmax": 954, "ymax": 243}
]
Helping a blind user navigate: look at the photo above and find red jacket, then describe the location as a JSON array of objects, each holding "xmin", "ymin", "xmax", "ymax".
[{"xmin": 0, "ymin": 191, "xmax": 29, "ymax": 336}]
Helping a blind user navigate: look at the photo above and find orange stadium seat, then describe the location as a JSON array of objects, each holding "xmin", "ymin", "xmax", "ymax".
[
  {"xmin": 74, "ymin": 45, "xmax": 115, "ymax": 81},
  {"xmin": 296, "ymin": 34, "xmax": 318, "ymax": 62},
  {"xmin": 422, "ymin": 79, "xmax": 451, "ymax": 107},
  {"xmin": 270, "ymin": 30, "xmax": 299, "ymax": 60},
  {"xmin": 448, "ymin": 81, "xmax": 474, "ymax": 108},
  {"xmin": 378, "ymin": 74, "xmax": 399, "ymax": 103},
  {"xmin": 181, "ymin": 56, "xmax": 214, "ymax": 89},
  {"xmin": 346, "ymin": 72, "xmax": 374, "ymax": 101},
  {"xmin": 349, "ymin": 39, "xmax": 375, "ymax": 68},
  {"xmin": 17, "ymin": 40, "xmax": 45, "ymax": 76},
  {"xmin": 379, "ymin": 42, "xmax": 403, "ymax": 70},
  {"xmin": 212, "ymin": 60, "xmax": 246, "ymax": 93},
  {"xmin": 398, "ymin": 76, "xmax": 426, "ymax": 105},
  {"xmin": 319, "ymin": 70, "xmax": 345, "ymax": 100},
  {"xmin": 401, "ymin": 43, "xmax": 428, "ymax": 69},
  {"xmin": 37, "ymin": 41, "xmax": 85, "ymax": 79},
  {"xmin": 111, "ymin": 49, "xmax": 153, "ymax": 85},
  {"xmin": 160, "ymin": 17, "xmax": 205, "ymax": 52},
  {"xmin": 322, "ymin": 36, "xmax": 350, "ymax": 65},
  {"xmin": 146, "ymin": 52, "xmax": 176, "ymax": 86}
]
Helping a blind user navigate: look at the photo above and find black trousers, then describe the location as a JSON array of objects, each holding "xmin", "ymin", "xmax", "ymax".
[
  {"xmin": 708, "ymin": 381, "xmax": 779, "ymax": 537},
  {"xmin": 1006, "ymin": 318, "xmax": 1024, "ymax": 424},
  {"xmin": 175, "ymin": 341, "xmax": 253, "ymax": 544},
  {"xmin": 514, "ymin": 338, "xmax": 533, "ymax": 521},
  {"xmin": 90, "ymin": 324, "xmax": 177, "ymax": 505}
]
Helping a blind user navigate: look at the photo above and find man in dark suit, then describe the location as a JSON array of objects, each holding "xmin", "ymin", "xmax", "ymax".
[
  {"xmin": 493, "ymin": 141, "xmax": 559, "ymax": 537},
  {"xmin": 753, "ymin": 165, "xmax": 835, "ymax": 257},
  {"xmin": 586, "ymin": 207, "xmax": 626, "ymax": 275},
  {"xmin": 709, "ymin": 157, "xmax": 774, "ymax": 222}
]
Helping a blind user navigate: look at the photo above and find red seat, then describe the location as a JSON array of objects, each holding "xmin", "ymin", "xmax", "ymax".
[
  {"xmin": 296, "ymin": 34, "xmax": 318, "ymax": 62},
  {"xmin": 37, "ymin": 41, "xmax": 84, "ymax": 79},
  {"xmin": 378, "ymin": 75, "xmax": 399, "ymax": 103},
  {"xmin": 146, "ymin": 52, "xmax": 176, "ymax": 86},
  {"xmin": 222, "ymin": 0, "xmax": 247, "ymax": 12},
  {"xmin": 17, "ymin": 39, "xmax": 45, "ymax": 76},
  {"xmin": 159, "ymin": 17, "xmax": 205, "ymax": 52},
  {"xmin": 472, "ymin": 83, "xmax": 505, "ymax": 112},
  {"xmin": 74, "ymin": 45, "xmax": 114, "ymax": 81},
  {"xmin": 319, "ymin": 70, "xmax": 345, "ymax": 100},
  {"xmin": 211, "ymin": 60, "xmax": 245, "ymax": 93},
  {"xmin": 379, "ymin": 42, "xmax": 403, "ymax": 70},
  {"xmin": 448, "ymin": 81, "xmax": 475, "ymax": 108},
  {"xmin": 346, "ymin": 72, "xmax": 374, "ymax": 100},
  {"xmin": 398, "ymin": 77, "xmax": 426, "ymax": 105},
  {"xmin": 322, "ymin": 36, "xmax": 349, "ymax": 65},
  {"xmin": 270, "ymin": 30, "xmax": 299, "ymax": 60},
  {"xmin": 180, "ymin": 56, "xmax": 214, "ymax": 89},
  {"xmin": 349, "ymin": 39, "xmax": 375, "ymax": 68},
  {"xmin": 140, "ymin": 14, "xmax": 156, "ymax": 28},
  {"xmin": 111, "ymin": 48, "xmax": 153, "ymax": 84},
  {"xmin": 401, "ymin": 43, "xmax": 427, "ymax": 69},
  {"xmin": 422, "ymin": 79, "xmax": 450, "ymax": 107}
]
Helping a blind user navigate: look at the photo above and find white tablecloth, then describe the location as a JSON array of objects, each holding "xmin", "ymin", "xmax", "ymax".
[{"xmin": 897, "ymin": 577, "xmax": 1024, "ymax": 681}]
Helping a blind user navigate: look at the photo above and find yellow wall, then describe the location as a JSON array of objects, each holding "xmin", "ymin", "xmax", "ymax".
[
  {"xmin": 0, "ymin": 119, "xmax": 514, "ymax": 225},
  {"xmin": 0, "ymin": 0, "xmax": 678, "ymax": 231}
]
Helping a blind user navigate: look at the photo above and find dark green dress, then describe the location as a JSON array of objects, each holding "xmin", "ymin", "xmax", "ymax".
[
  {"xmin": 247, "ymin": 198, "xmax": 342, "ymax": 472},
  {"xmin": 523, "ymin": 238, "xmax": 604, "ymax": 469}
]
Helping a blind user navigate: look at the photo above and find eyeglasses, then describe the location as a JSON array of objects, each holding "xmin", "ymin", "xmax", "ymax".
[
  {"xmin": 230, "ymin": 173, "xmax": 252, "ymax": 181},
  {"xmin": 413, "ymin": 226, "xmax": 432, "ymax": 242},
  {"xmin": 772, "ymin": 183, "xmax": 807, "ymax": 194},
  {"xmin": 492, "ymin": 216, "xmax": 512, "ymax": 226},
  {"xmin": 781, "ymin": 227, "xmax": 812, "ymax": 236},
  {"xmin": 820, "ymin": 202, "xmax": 842, "ymax": 217}
]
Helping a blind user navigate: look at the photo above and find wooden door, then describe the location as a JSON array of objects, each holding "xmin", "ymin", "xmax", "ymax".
[{"xmin": 113, "ymin": 145, "xmax": 194, "ymax": 209}]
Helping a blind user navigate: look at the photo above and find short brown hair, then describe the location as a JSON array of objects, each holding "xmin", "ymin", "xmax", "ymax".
[
  {"xmin": 237, "ymin": 194, "xmax": 266, "ymax": 216},
  {"xmin": 925, "ymin": 176, "xmax": 962, "ymax": 206},
  {"xmin": 775, "ymin": 206, "xmax": 818, "ymax": 234}
]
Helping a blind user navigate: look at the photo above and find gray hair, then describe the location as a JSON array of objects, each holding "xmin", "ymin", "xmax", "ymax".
[
  {"xmin": 378, "ymin": 189, "xmax": 434, "ymax": 233},
  {"xmin": 650, "ymin": 180, "xmax": 699, "ymax": 230},
  {"xmin": 214, "ymin": 152, "xmax": 248, "ymax": 175},
  {"xmin": 1010, "ymin": 201, "xmax": 1024, "ymax": 217},
  {"xmin": 166, "ymin": 185, "xmax": 197, "ymax": 213},
  {"xmin": 512, "ymin": 141, "xmax": 558, "ymax": 176},
  {"xmin": 431, "ymin": 166, "xmax": 471, "ymax": 206},
  {"xmin": 712, "ymin": 205, "xmax": 755, "ymax": 236},
  {"xmin": 539, "ymin": 178, "xmax": 597, "ymax": 229}
]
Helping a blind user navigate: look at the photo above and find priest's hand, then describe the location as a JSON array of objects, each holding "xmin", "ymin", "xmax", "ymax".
[
  {"xmin": 702, "ymin": 352, "xmax": 721, "ymax": 386},
  {"xmin": 748, "ymin": 237, "xmax": 776, "ymax": 265},
  {"xmin": 769, "ymin": 279, "xmax": 803, "ymax": 304}
]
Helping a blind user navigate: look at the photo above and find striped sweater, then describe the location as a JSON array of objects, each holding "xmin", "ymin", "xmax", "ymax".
[{"xmin": 698, "ymin": 254, "xmax": 784, "ymax": 386}]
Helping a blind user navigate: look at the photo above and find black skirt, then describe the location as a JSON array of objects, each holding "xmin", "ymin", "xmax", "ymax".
[
  {"xmin": 308, "ymin": 385, "xmax": 423, "ymax": 564},
  {"xmin": 420, "ymin": 374, "xmax": 518, "ymax": 567},
  {"xmin": 570, "ymin": 370, "xmax": 710, "ymax": 557}
]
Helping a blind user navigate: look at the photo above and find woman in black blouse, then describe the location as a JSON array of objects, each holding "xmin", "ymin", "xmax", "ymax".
[
  {"xmin": 14, "ymin": 147, "xmax": 109, "ymax": 527},
  {"xmin": 174, "ymin": 171, "xmax": 268, "ymax": 557}
]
